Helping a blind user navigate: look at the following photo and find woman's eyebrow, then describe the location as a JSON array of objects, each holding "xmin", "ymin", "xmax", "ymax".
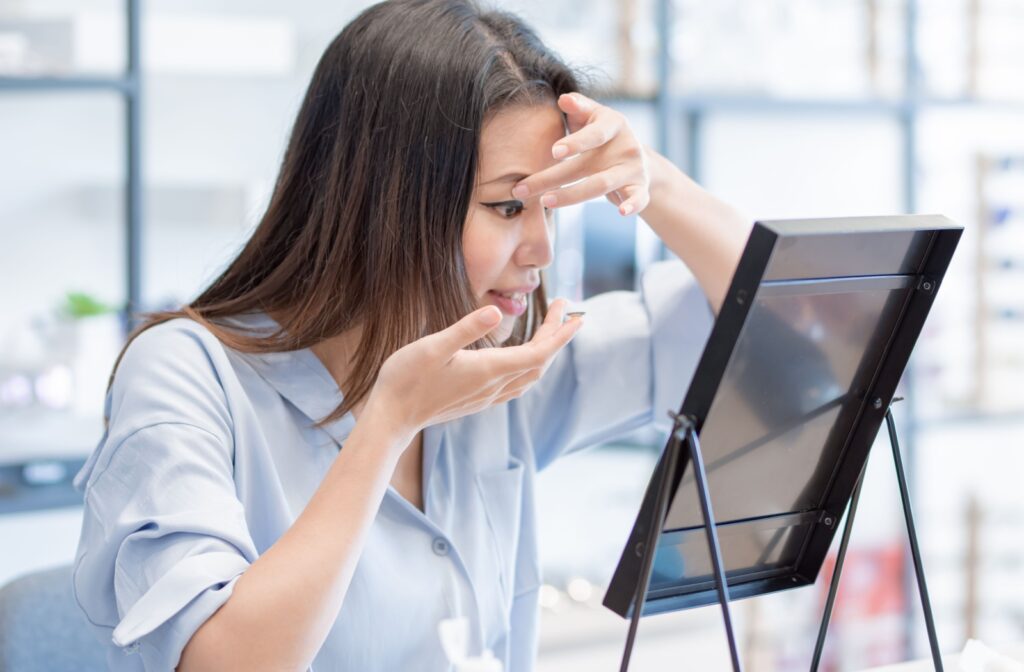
[{"xmin": 479, "ymin": 198, "xmax": 524, "ymax": 206}]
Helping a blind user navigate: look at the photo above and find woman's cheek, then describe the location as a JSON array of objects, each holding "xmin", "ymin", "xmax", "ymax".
[
  {"xmin": 482, "ymin": 250, "xmax": 520, "ymax": 295},
  {"xmin": 463, "ymin": 222, "xmax": 510, "ymax": 291}
]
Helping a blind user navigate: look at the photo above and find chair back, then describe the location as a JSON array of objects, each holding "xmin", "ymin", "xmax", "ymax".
[{"xmin": 0, "ymin": 565, "xmax": 106, "ymax": 671}]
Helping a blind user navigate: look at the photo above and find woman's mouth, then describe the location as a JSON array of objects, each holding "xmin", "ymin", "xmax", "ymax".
[{"xmin": 487, "ymin": 290, "xmax": 528, "ymax": 317}]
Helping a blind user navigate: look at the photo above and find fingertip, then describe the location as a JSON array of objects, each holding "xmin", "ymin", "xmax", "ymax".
[
  {"xmin": 558, "ymin": 92, "xmax": 592, "ymax": 115},
  {"xmin": 478, "ymin": 305, "xmax": 502, "ymax": 327},
  {"xmin": 548, "ymin": 297, "xmax": 567, "ymax": 315},
  {"xmin": 570, "ymin": 92, "xmax": 593, "ymax": 111},
  {"xmin": 562, "ymin": 316, "xmax": 584, "ymax": 342}
]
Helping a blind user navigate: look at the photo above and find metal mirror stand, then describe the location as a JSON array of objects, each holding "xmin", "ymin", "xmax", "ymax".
[{"xmin": 618, "ymin": 399, "xmax": 944, "ymax": 672}]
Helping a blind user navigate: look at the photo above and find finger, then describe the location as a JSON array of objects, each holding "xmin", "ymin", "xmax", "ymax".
[
  {"xmin": 530, "ymin": 302, "xmax": 582, "ymax": 349},
  {"xmin": 483, "ymin": 299, "xmax": 573, "ymax": 383},
  {"xmin": 511, "ymin": 157, "xmax": 590, "ymax": 201},
  {"xmin": 429, "ymin": 370, "xmax": 517, "ymax": 419},
  {"xmin": 615, "ymin": 183, "xmax": 650, "ymax": 217},
  {"xmin": 518, "ymin": 314, "xmax": 584, "ymax": 375},
  {"xmin": 493, "ymin": 382, "xmax": 534, "ymax": 405},
  {"xmin": 557, "ymin": 92, "xmax": 598, "ymax": 133},
  {"xmin": 538, "ymin": 165, "xmax": 634, "ymax": 210},
  {"xmin": 487, "ymin": 313, "xmax": 583, "ymax": 374},
  {"xmin": 453, "ymin": 369, "xmax": 537, "ymax": 415},
  {"xmin": 551, "ymin": 113, "xmax": 621, "ymax": 160},
  {"xmin": 493, "ymin": 390, "xmax": 520, "ymax": 405},
  {"xmin": 494, "ymin": 367, "xmax": 543, "ymax": 404},
  {"xmin": 529, "ymin": 298, "xmax": 568, "ymax": 341},
  {"xmin": 430, "ymin": 306, "xmax": 502, "ymax": 354}
]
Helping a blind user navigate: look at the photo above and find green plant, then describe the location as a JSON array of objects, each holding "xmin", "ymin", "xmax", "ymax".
[{"xmin": 63, "ymin": 292, "xmax": 115, "ymax": 319}]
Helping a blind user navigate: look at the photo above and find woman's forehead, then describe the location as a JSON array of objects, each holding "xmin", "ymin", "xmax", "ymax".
[{"xmin": 477, "ymin": 104, "xmax": 565, "ymax": 187}]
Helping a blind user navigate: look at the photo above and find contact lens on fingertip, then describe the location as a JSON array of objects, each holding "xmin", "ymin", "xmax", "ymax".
[{"xmin": 563, "ymin": 311, "xmax": 586, "ymax": 323}]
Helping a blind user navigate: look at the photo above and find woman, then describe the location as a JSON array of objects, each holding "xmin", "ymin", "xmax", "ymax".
[{"xmin": 73, "ymin": 0, "xmax": 750, "ymax": 670}]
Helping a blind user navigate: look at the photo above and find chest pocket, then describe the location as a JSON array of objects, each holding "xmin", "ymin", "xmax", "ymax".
[{"xmin": 475, "ymin": 456, "xmax": 527, "ymax": 610}]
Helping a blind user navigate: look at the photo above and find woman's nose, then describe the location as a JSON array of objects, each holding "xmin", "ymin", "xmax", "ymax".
[{"xmin": 515, "ymin": 204, "xmax": 554, "ymax": 269}]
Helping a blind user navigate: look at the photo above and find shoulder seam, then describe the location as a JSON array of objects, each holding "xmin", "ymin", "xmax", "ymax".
[
  {"xmin": 120, "ymin": 419, "xmax": 224, "ymax": 443},
  {"xmin": 83, "ymin": 421, "xmax": 229, "ymax": 496}
]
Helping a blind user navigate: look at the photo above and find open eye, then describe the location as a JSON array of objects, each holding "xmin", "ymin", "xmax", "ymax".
[{"xmin": 482, "ymin": 200, "xmax": 525, "ymax": 219}]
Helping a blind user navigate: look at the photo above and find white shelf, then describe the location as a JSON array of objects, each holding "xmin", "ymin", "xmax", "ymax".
[{"xmin": 0, "ymin": 408, "xmax": 103, "ymax": 465}]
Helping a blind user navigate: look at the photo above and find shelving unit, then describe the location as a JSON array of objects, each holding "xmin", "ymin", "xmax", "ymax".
[
  {"xmin": 625, "ymin": 0, "xmax": 1023, "ymax": 662},
  {"xmin": 634, "ymin": 0, "xmax": 928, "ymax": 535},
  {"xmin": 0, "ymin": 0, "xmax": 1022, "ymax": 666},
  {"xmin": 635, "ymin": 2, "xmax": 1022, "ymax": 421},
  {"xmin": 0, "ymin": 0, "xmax": 141, "ymax": 513},
  {"xmin": 0, "ymin": 0, "xmax": 1018, "ymax": 562},
  {"xmin": 974, "ymin": 153, "xmax": 1024, "ymax": 411},
  {"xmin": 0, "ymin": 0, "xmax": 142, "ymax": 322}
]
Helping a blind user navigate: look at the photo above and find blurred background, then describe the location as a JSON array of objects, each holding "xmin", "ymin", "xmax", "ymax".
[{"xmin": 0, "ymin": 0, "xmax": 1022, "ymax": 669}]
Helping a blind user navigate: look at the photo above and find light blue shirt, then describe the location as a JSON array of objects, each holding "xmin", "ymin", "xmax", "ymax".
[{"xmin": 72, "ymin": 260, "xmax": 712, "ymax": 671}]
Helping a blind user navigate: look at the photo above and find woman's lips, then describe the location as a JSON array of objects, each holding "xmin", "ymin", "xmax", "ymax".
[{"xmin": 487, "ymin": 290, "xmax": 527, "ymax": 316}]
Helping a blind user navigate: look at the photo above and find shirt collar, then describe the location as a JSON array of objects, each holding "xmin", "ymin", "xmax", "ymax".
[
  {"xmin": 223, "ymin": 311, "xmax": 446, "ymax": 518},
  {"xmin": 224, "ymin": 312, "xmax": 357, "ymax": 442},
  {"xmin": 224, "ymin": 311, "xmax": 448, "ymax": 522}
]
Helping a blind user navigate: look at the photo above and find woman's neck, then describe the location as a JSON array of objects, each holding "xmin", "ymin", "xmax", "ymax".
[
  {"xmin": 310, "ymin": 324, "xmax": 366, "ymax": 413},
  {"xmin": 313, "ymin": 323, "xmax": 424, "ymax": 510}
]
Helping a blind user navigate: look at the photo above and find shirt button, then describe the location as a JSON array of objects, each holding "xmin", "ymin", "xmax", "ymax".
[{"xmin": 432, "ymin": 537, "xmax": 450, "ymax": 556}]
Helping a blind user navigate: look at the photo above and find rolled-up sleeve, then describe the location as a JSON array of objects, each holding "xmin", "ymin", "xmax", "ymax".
[
  {"xmin": 72, "ymin": 322, "xmax": 257, "ymax": 670},
  {"xmin": 521, "ymin": 260, "xmax": 714, "ymax": 470}
]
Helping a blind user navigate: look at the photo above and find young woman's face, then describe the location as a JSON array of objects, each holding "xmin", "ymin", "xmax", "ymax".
[{"xmin": 463, "ymin": 103, "xmax": 565, "ymax": 343}]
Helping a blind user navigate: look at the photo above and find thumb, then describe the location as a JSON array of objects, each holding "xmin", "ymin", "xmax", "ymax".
[{"xmin": 435, "ymin": 306, "xmax": 502, "ymax": 353}]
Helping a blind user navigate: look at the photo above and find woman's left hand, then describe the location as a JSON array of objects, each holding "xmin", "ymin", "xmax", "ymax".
[{"xmin": 511, "ymin": 92, "xmax": 651, "ymax": 217}]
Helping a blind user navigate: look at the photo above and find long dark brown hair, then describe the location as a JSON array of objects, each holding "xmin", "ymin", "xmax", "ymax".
[{"xmin": 116, "ymin": 0, "xmax": 583, "ymax": 425}]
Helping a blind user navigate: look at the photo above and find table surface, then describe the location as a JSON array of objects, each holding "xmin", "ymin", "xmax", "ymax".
[{"xmin": 863, "ymin": 643, "xmax": 1024, "ymax": 671}]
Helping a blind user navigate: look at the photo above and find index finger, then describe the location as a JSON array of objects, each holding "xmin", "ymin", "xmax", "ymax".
[
  {"xmin": 511, "ymin": 116, "xmax": 622, "ymax": 201},
  {"xmin": 483, "ymin": 314, "xmax": 583, "ymax": 375},
  {"xmin": 557, "ymin": 92, "xmax": 598, "ymax": 133},
  {"xmin": 552, "ymin": 115, "xmax": 620, "ymax": 161},
  {"xmin": 529, "ymin": 298, "xmax": 569, "ymax": 341},
  {"xmin": 511, "ymin": 156, "xmax": 582, "ymax": 202}
]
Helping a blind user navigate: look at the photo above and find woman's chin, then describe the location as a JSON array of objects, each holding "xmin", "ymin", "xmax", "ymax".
[{"xmin": 493, "ymin": 316, "xmax": 516, "ymax": 344}]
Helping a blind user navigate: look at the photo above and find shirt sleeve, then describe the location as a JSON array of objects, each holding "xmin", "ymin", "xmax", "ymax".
[
  {"xmin": 72, "ymin": 321, "xmax": 257, "ymax": 671},
  {"xmin": 519, "ymin": 260, "xmax": 715, "ymax": 470}
]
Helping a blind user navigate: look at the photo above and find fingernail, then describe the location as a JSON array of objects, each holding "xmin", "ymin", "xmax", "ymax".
[
  {"xmin": 511, "ymin": 183, "xmax": 529, "ymax": 199},
  {"xmin": 540, "ymin": 193, "xmax": 557, "ymax": 208},
  {"xmin": 620, "ymin": 203, "xmax": 634, "ymax": 216},
  {"xmin": 552, "ymin": 144, "xmax": 568, "ymax": 159}
]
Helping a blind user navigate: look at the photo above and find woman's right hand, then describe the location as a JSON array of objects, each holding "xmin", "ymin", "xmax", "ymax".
[{"xmin": 365, "ymin": 299, "xmax": 583, "ymax": 444}]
